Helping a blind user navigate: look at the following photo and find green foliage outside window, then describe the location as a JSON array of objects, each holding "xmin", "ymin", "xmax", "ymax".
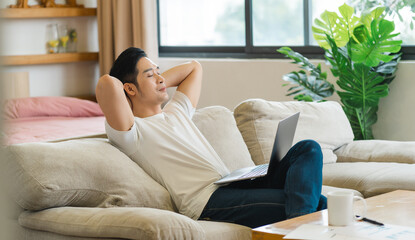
[{"xmin": 347, "ymin": 0, "xmax": 415, "ymax": 29}]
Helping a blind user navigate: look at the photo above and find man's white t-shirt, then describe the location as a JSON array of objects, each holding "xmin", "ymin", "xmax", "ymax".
[{"xmin": 105, "ymin": 91, "xmax": 230, "ymax": 219}]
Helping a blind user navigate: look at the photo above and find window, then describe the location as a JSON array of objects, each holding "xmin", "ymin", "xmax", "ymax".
[
  {"xmin": 158, "ymin": 0, "xmax": 415, "ymax": 59},
  {"xmin": 159, "ymin": 0, "xmax": 245, "ymax": 46},
  {"xmin": 252, "ymin": 0, "xmax": 304, "ymax": 46}
]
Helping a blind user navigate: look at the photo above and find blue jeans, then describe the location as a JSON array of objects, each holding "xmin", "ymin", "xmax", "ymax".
[{"xmin": 199, "ymin": 140, "xmax": 327, "ymax": 228}]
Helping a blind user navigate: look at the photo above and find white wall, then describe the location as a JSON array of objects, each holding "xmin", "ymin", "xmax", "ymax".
[
  {"xmin": 159, "ymin": 58, "xmax": 415, "ymax": 141},
  {"xmin": 0, "ymin": 0, "xmax": 99, "ymax": 97}
]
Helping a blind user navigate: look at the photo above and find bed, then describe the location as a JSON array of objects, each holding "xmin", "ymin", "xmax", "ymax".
[{"xmin": 2, "ymin": 96, "xmax": 106, "ymax": 145}]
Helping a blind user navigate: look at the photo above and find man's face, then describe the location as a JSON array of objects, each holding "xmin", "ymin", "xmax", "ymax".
[{"xmin": 135, "ymin": 57, "xmax": 169, "ymax": 105}]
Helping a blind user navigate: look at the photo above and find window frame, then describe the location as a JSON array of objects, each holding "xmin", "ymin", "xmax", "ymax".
[{"xmin": 157, "ymin": 0, "xmax": 415, "ymax": 60}]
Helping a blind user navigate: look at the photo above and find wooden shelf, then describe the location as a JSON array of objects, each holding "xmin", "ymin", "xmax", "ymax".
[
  {"xmin": 0, "ymin": 8, "xmax": 98, "ymax": 65},
  {"xmin": 1, "ymin": 52, "xmax": 99, "ymax": 66},
  {"xmin": 0, "ymin": 8, "xmax": 97, "ymax": 18}
]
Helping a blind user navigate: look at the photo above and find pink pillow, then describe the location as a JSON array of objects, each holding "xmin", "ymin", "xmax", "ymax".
[{"xmin": 3, "ymin": 97, "xmax": 104, "ymax": 120}]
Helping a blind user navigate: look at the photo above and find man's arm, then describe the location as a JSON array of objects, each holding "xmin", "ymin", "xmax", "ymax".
[
  {"xmin": 162, "ymin": 60, "xmax": 202, "ymax": 108},
  {"xmin": 95, "ymin": 74, "xmax": 134, "ymax": 131}
]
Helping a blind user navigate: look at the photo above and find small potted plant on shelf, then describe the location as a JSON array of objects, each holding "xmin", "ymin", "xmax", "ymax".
[{"xmin": 278, "ymin": 3, "xmax": 402, "ymax": 140}]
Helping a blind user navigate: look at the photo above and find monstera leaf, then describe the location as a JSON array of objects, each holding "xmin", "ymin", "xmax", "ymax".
[
  {"xmin": 337, "ymin": 63, "xmax": 389, "ymax": 109},
  {"xmin": 373, "ymin": 53, "xmax": 401, "ymax": 85},
  {"xmin": 360, "ymin": 6, "xmax": 386, "ymax": 33},
  {"xmin": 277, "ymin": 47, "xmax": 327, "ymax": 79},
  {"xmin": 313, "ymin": 11, "xmax": 344, "ymax": 49},
  {"xmin": 278, "ymin": 47, "xmax": 334, "ymax": 101},
  {"xmin": 338, "ymin": 62, "xmax": 384, "ymax": 140},
  {"xmin": 343, "ymin": 105, "xmax": 378, "ymax": 140},
  {"xmin": 337, "ymin": 4, "xmax": 362, "ymax": 43},
  {"xmin": 312, "ymin": 3, "xmax": 361, "ymax": 49},
  {"xmin": 351, "ymin": 19, "xmax": 402, "ymax": 67},
  {"xmin": 324, "ymin": 35, "xmax": 351, "ymax": 78},
  {"xmin": 283, "ymin": 70, "xmax": 334, "ymax": 101}
]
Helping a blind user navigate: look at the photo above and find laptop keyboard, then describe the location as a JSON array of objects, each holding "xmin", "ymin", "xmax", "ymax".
[{"xmin": 240, "ymin": 164, "xmax": 268, "ymax": 178}]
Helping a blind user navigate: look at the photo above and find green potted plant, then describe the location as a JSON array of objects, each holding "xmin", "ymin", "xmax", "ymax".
[{"xmin": 278, "ymin": 3, "xmax": 402, "ymax": 140}]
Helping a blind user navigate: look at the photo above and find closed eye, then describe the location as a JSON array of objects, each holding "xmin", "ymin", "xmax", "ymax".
[{"xmin": 148, "ymin": 72, "xmax": 160, "ymax": 77}]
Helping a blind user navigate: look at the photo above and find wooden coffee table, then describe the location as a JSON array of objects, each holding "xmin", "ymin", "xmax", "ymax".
[{"xmin": 252, "ymin": 190, "xmax": 415, "ymax": 240}]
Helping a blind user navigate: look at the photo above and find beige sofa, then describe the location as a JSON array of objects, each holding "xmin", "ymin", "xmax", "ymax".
[{"xmin": 3, "ymin": 99, "xmax": 415, "ymax": 240}]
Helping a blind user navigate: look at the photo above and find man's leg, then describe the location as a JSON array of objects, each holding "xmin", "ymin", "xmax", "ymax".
[
  {"xmin": 222, "ymin": 139, "xmax": 327, "ymax": 218},
  {"xmin": 199, "ymin": 187, "xmax": 286, "ymax": 228},
  {"xmin": 199, "ymin": 139, "xmax": 326, "ymax": 227},
  {"xmin": 224, "ymin": 139, "xmax": 326, "ymax": 218},
  {"xmin": 265, "ymin": 139, "xmax": 326, "ymax": 218}
]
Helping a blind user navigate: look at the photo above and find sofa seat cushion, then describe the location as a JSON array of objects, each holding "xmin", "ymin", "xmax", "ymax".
[
  {"xmin": 198, "ymin": 221, "xmax": 251, "ymax": 240},
  {"xmin": 19, "ymin": 207, "xmax": 205, "ymax": 240},
  {"xmin": 12, "ymin": 219, "xmax": 116, "ymax": 240},
  {"xmin": 234, "ymin": 99, "xmax": 354, "ymax": 165},
  {"xmin": 335, "ymin": 140, "xmax": 415, "ymax": 164},
  {"xmin": 323, "ymin": 162, "xmax": 415, "ymax": 198},
  {"xmin": 193, "ymin": 106, "xmax": 254, "ymax": 171},
  {"xmin": 5, "ymin": 138, "xmax": 174, "ymax": 211}
]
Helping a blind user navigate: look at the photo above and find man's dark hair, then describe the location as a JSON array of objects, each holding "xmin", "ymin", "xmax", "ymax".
[{"xmin": 109, "ymin": 47, "xmax": 147, "ymax": 87}]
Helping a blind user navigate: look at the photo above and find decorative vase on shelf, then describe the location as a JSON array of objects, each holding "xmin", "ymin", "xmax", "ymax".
[
  {"xmin": 58, "ymin": 25, "xmax": 69, "ymax": 53},
  {"xmin": 46, "ymin": 24, "xmax": 59, "ymax": 54},
  {"xmin": 67, "ymin": 28, "xmax": 78, "ymax": 52}
]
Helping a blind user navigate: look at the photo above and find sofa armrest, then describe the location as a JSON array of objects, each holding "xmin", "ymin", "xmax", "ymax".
[
  {"xmin": 19, "ymin": 207, "xmax": 205, "ymax": 240},
  {"xmin": 334, "ymin": 140, "xmax": 415, "ymax": 164}
]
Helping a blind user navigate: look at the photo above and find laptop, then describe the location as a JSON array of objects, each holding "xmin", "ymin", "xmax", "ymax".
[{"xmin": 214, "ymin": 112, "xmax": 300, "ymax": 185}]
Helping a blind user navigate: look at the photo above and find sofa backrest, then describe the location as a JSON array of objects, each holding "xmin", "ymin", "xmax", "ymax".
[
  {"xmin": 4, "ymin": 99, "xmax": 355, "ymax": 214},
  {"xmin": 4, "ymin": 105, "xmax": 256, "ymax": 213}
]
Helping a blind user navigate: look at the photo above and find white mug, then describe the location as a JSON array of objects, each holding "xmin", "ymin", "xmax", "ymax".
[{"xmin": 327, "ymin": 191, "xmax": 367, "ymax": 226}]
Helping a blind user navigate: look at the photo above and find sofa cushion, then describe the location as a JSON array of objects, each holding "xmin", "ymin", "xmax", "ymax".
[
  {"xmin": 18, "ymin": 207, "xmax": 205, "ymax": 240},
  {"xmin": 12, "ymin": 219, "xmax": 113, "ymax": 240},
  {"xmin": 5, "ymin": 138, "xmax": 174, "ymax": 211},
  {"xmin": 193, "ymin": 106, "xmax": 254, "ymax": 171},
  {"xmin": 198, "ymin": 221, "xmax": 251, "ymax": 240},
  {"xmin": 335, "ymin": 140, "xmax": 415, "ymax": 164},
  {"xmin": 234, "ymin": 99, "xmax": 354, "ymax": 165},
  {"xmin": 323, "ymin": 162, "xmax": 415, "ymax": 198}
]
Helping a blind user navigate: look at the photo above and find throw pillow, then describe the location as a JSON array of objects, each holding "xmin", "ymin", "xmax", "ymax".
[
  {"xmin": 234, "ymin": 99, "xmax": 354, "ymax": 165},
  {"xmin": 3, "ymin": 96, "xmax": 103, "ymax": 120},
  {"xmin": 5, "ymin": 138, "xmax": 174, "ymax": 211},
  {"xmin": 192, "ymin": 106, "xmax": 254, "ymax": 172}
]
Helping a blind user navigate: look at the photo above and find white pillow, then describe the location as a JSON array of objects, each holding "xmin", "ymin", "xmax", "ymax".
[
  {"xmin": 5, "ymin": 138, "xmax": 174, "ymax": 211},
  {"xmin": 234, "ymin": 99, "xmax": 354, "ymax": 164},
  {"xmin": 193, "ymin": 106, "xmax": 254, "ymax": 172}
]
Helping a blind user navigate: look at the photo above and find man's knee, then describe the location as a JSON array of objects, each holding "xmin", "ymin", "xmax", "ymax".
[
  {"xmin": 295, "ymin": 139, "xmax": 321, "ymax": 151},
  {"xmin": 294, "ymin": 140, "xmax": 322, "ymax": 162}
]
